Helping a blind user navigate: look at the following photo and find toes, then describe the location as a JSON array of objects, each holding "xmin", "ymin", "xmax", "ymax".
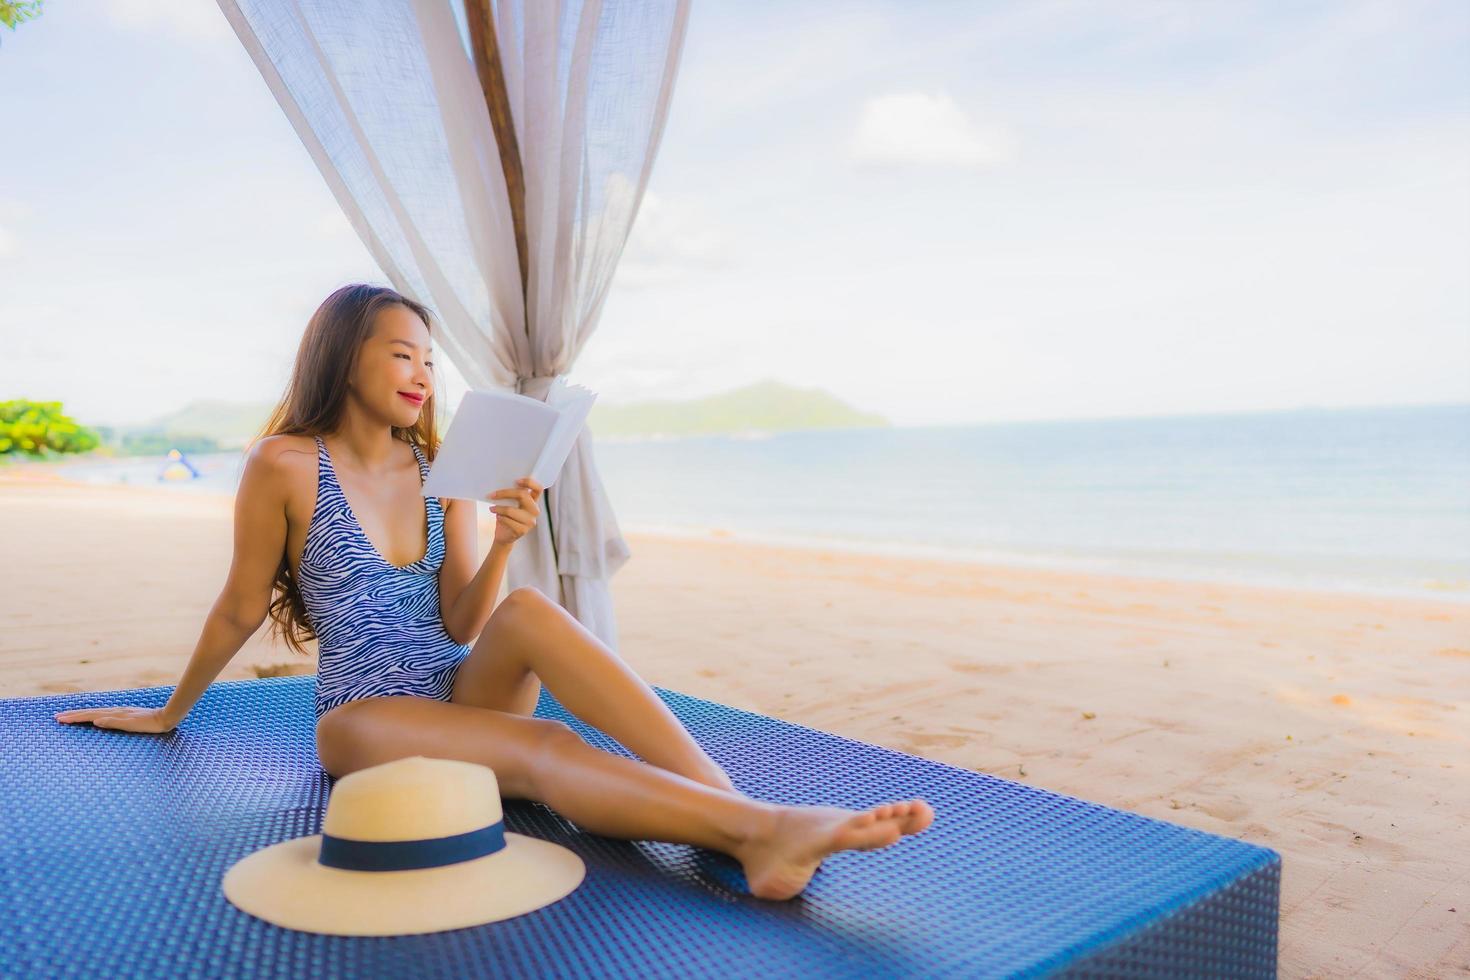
[
  {"xmin": 905, "ymin": 802, "xmax": 936, "ymax": 834},
  {"xmin": 870, "ymin": 823, "xmax": 902, "ymax": 849}
]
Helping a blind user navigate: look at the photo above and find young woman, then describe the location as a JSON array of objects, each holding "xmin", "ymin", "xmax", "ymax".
[{"xmin": 54, "ymin": 284, "xmax": 933, "ymax": 900}]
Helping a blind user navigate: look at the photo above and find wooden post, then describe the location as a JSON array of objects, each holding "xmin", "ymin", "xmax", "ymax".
[
  {"xmin": 461, "ymin": 1, "xmax": 560, "ymax": 591},
  {"xmin": 462, "ymin": 0, "xmax": 529, "ymax": 308}
]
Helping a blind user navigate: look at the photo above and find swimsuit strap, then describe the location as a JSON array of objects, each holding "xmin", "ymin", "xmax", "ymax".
[
  {"xmin": 410, "ymin": 442, "xmax": 429, "ymax": 484},
  {"xmin": 312, "ymin": 434, "xmax": 343, "ymax": 502}
]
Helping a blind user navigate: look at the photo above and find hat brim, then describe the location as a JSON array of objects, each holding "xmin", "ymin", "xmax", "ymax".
[{"xmin": 222, "ymin": 832, "xmax": 586, "ymax": 935}]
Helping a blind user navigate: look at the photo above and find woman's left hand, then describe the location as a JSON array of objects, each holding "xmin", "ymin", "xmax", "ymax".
[{"xmin": 488, "ymin": 477, "xmax": 543, "ymax": 548}]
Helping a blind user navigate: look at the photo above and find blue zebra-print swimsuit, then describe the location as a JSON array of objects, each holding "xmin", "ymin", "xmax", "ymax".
[{"xmin": 300, "ymin": 435, "xmax": 472, "ymax": 721}]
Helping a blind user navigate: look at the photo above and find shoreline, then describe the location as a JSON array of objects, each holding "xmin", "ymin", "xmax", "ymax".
[
  {"xmin": 612, "ymin": 519, "xmax": 1470, "ymax": 607},
  {"xmin": 4, "ymin": 460, "xmax": 1464, "ymax": 608}
]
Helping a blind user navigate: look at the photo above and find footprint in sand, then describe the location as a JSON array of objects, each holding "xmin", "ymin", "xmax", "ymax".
[
  {"xmin": 901, "ymin": 731, "xmax": 972, "ymax": 750},
  {"xmin": 948, "ymin": 661, "xmax": 1014, "ymax": 675},
  {"xmin": 1196, "ymin": 796, "xmax": 1250, "ymax": 822}
]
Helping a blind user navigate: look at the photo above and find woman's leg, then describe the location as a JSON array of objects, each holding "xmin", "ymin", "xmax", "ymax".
[
  {"xmin": 316, "ymin": 694, "xmax": 934, "ymax": 900},
  {"xmin": 451, "ymin": 587, "xmax": 737, "ymax": 794}
]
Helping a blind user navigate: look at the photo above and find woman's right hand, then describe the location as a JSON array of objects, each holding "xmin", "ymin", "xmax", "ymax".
[{"xmin": 54, "ymin": 706, "xmax": 178, "ymax": 733}]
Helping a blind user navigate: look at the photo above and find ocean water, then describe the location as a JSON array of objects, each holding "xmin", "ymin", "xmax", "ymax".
[{"xmin": 39, "ymin": 403, "xmax": 1470, "ymax": 602}]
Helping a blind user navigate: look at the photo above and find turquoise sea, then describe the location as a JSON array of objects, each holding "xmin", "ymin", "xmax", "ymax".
[{"xmin": 36, "ymin": 402, "xmax": 1470, "ymax": 603}]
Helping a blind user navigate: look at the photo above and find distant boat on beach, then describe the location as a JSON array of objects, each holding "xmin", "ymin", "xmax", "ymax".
[{"xmin": 158, "ymin": 449, "xmax": 202, "ymax": 482}]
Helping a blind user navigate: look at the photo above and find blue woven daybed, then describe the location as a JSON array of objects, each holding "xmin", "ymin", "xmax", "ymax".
[{"xmin": 0, "ymin": 675, "xmax": 1280, "ymax": 978}]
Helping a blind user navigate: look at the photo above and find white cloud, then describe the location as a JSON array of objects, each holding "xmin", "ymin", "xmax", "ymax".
[
  {"xmin": 849, "ymin": 91, "xmax": 1017, "ymax": 169},
  {"xmin": 102, "ymin": 0, "xmax": 232, "ymax": 42},
  {"xmin": 614, "ymin": 189, "xmax": 732, "ymax": 289}
]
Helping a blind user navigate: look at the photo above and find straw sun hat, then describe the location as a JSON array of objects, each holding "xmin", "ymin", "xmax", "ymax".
[{"xmin": 223, "ymin": 755, "xmax": 586, "ymax": 935}]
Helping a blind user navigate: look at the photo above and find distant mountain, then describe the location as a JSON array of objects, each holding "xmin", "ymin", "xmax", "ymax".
[
  {"xmin": 143, "ymin": 399, "xmax": 276, "ymax": 442},
  {"xmin": 97, "ymin": 399, "xmax": 276, "ymax": 455},
  {"xmin": 94, "ymin": 380, "xmax": 885, "ymax": 455},
  {"xmin": 586, "ymin": 380, "xmax": 889, "ymax": 438}
]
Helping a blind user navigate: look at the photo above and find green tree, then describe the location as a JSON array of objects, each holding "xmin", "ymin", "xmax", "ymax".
[
  {"xmin": 0, "ymin": 2, "xmax": 45, "ymax": 30},
  {"xmin": 0, "ymin": 400, "xmax": 101, "ymax": 458}
]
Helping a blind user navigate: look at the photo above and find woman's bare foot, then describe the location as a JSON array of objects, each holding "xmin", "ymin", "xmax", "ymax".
[{"xmin": 734, "ymin": 799, "xmax": 935, "ymax": 900}]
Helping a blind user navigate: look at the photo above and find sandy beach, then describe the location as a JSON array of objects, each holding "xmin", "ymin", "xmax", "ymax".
[{"xmin": 1, "ymin": 472, "xmax": 1465, "ymax": 978}]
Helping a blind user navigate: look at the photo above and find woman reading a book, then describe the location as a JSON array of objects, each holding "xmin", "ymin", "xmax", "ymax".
[{"xmin": 54, "ymin": 283, "xmax": 932, "ymax": 900}]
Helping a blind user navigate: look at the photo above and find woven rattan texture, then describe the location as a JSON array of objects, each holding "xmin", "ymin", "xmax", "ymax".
[{"xmin": 1, "ymin": 675, "xmax": 1279, "ymax": 978}]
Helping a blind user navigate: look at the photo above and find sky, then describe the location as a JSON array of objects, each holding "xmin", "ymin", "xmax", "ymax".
[{"xmin": 1, "ymin": 0, "xmax": 1467, "ymax": 429}]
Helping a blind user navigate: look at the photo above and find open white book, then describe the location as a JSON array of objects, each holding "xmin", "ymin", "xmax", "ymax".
[{"xmin": 421, "ymin": 379, "xmax": 597, "ymax": 505}]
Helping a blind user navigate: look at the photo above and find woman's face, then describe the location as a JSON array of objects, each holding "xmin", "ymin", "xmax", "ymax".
[{"xmin": 350, "ymin": 303, "xmax": 436, "ymax": 426}]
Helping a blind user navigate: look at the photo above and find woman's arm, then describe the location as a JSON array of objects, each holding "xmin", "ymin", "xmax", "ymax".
[
  {"xmin": 438, "ymin": 492, "xmax": 517, "ymax": 646},
  {"xmin": 147, "ymin": 445, "xmax": 294, "ymax": 731},
  {"xmin": 439, "ymin": 525, "xmax": 513, "ymax": 646},
  {"xmin": 56, "ymin": 440, "xmax": 291, "ymax": 732},
  {"xmin": 159, "ymin": 440, "xmax": 291, "ymax": 724},
  {"xmin": 438, "ymin": 479, "xmax": 542, "ymax": 646}
]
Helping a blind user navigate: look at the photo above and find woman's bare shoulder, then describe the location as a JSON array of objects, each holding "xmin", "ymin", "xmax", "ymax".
[
  {"xmin": 249, "ymin": 433, "xmax": 316, "ymax": 466},
  {"xmin": 244, "ymin": 434, "xmax": 317, "ymax": 494}
]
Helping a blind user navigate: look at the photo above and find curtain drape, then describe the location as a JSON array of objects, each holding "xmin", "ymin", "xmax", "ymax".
[{"xmin": 214, "ymin": 0, "xmax": 692, "ymax": 649}]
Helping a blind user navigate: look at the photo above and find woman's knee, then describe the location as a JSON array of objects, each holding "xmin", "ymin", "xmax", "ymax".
[
  {"xmin": 480, "ymin": 587, "xmax": 557, "ymax": 648},
  {"xmin": 494, "ymin": 586, "xmax": 556, "ymax": 622},
  {"xmin": 314, "ymin": 703, "xmax": 370, "ymax": 778},
  {"xmin": 529, "ymin": 718, "xmax": 586, "ymax": 759},
  {"xmin": 506, "ymin": 585, "xmax": 553, "ymax": 607},
  {"xmin": 523, "ymin": 718, "xmax": 589, "ymax": 795}
]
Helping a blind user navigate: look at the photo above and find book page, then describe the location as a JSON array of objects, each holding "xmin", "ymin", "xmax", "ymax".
[
  {"xmin": 421, "ymin": 389, "xmax": 559, "ymax": 503},
  {"xmin": 532, "ymin": 382, "xmax": 598, "ymax": 488}
]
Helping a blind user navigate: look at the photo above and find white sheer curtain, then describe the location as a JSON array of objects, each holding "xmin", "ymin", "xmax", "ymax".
[{"xmin": 215, "ymin": 0, "xmax": 692, "ymax": 649}]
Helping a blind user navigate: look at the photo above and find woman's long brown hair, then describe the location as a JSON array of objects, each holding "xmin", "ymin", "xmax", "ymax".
[{"xmin": 245, "ymin": 283, "xmax": 444, "ymax": 657}]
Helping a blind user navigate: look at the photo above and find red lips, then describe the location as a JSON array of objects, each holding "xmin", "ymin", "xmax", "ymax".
[{"xmin": 398, "ymin": 392, "xmax": 424, "ymax": 405}]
